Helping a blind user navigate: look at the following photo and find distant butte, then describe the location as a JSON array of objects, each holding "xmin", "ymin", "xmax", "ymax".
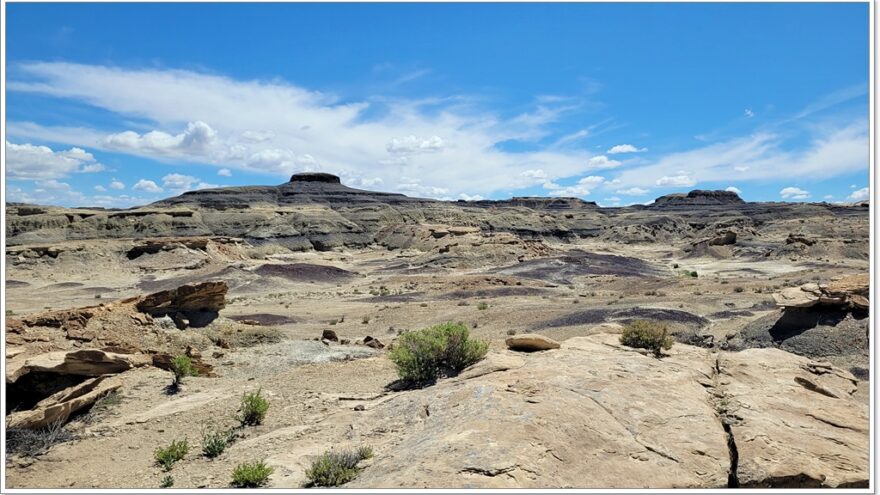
[{"xmin": 289, "ymin": 172, "xmax": 342, "ymax": 184}]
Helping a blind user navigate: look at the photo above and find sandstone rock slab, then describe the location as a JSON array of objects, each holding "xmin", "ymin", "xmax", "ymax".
[{"xmin": 505, "ymin": 334, "xmax": 561, "ymax": 352}]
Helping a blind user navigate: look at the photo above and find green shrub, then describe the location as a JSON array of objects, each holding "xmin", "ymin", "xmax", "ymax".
[
  {"xmin": 231, "ymin": 460, "xmax": 274, "ymax": 488},
  {"xmin": 201, "ymin": 426, "xmax": 234, "ymax": 458},
  {"xmin": 171, "ymin": 355, "xmax": 198, "ymax": 386},
  {"xmin": 160, "ymin": 475, "xmax": 174, "ymax": 488},
  {"xmin": 476, "ymin": 301, "xmax": 489, "ymax": 310},
  {"xmin": 305, "ymin": 447, "xmax": 373, "ymax": 487},
  {"xmin": 388, "ymin": 322, "xmax": 488, "ymax": 384},
  {"xmin": 154, "ymin": 438, "xmax": 189, "ymax": 471},
  {"xmin": 362, "ymin": 316, "xmax": 370, "ymax": 324},
  {"xmin": 619, "ymin": 320, "xmax": 674, "ymax": 357},
  {"xmin": 238, "ymin": 389, "xmax": 269, "ymax": 426}
]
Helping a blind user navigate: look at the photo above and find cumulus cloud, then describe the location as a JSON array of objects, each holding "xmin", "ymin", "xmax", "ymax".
[
  {"xmin": 104, "ymin": 121, "xmax": 218, "ymax": 156},
  {"xmin": 458, "ymin": 193, "xmax": 485, "ymax": 201},
  {"xmin": 656, "ymin": 174, "xmax": 696, "ymax": 187},
  {"xmin": 543, "ymin": 175, "xmax": 605, "ymax": 197},
  {"xmin": 725, "ymin": 186, "xmax": 742, "ymax": 195},
  {"xmin": 132, "ymin": 179, "xmax": 163, "ymax": 193},
  {"xmin": 607, "ymin": 144, "xmax": 647, "ymax": 154},
  {"xmin": 847, "ymin": 187, "xmax": 869, "ymax": 202},
  {"xmin": 94, "ymin": 185, "xmax": 106, "ymax": 192},
  {"xmin": 109, "ymin": 178, "xmax": 125, "ymax": 190},
  {"xmin": 780, "ymin": 187, "xmax": 810, "ymax": 200},
  {"xmin": 217, "ymin": 168, "xmax": 232, "ymax": 177},
  {"xmin": 6, "ymin": 141, "xmax": 105, "ymax": 180}
]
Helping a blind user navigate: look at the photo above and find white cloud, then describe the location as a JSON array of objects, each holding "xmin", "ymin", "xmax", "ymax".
[
  {"xmin": 458, "ymin": 193, "xmax": 485, "ymax": 201},
  {"xmin": 5, "ymin": 141, "xmax": 105, "ymax": 180},
  {"xmin": 725, "ymin": 186, "xmax": 742, "ymax": 195},
  {"xmin": 386, "ymin": 135, "xmax": 446, "ymax": 154},
  {"xmin": 607, "ymin": 144, "xmax": 647, "ymax": 154},
  {"xmin": 132, "ymin": 179, "xmax": 163, "ymax": 193},
  {"xmin": 217, "ymin": 168, "xmax": 232, "ymax": 177},
  {"xmin": 823, "ymin": 194, "xmax": 834, "ymax": 200},
  {"xmin": 104, "ymin": 121, "xmax": 217, "ymax": 156},
  {"xmin": 744, "ymin": 109, "xmax": 754, "ymax": 118},
  {"xmin": 7, "ymin": 62, "xmax": 609, "ymax": 199},
  {"xmin": 617, "ymin": 187, "xmax": 650, "ymax": 196},
  {"xmin": 656, "ymin": 175, "xmax": 696, "ymax": 187},
  {"xmin": 543, "ymin": 175, "xmax": 605, "ymax": 197},
  {"xmin": 94, "ymin": 185, "xmax": 106, "ymax": 192},
  {"xmin": 160, "ymin": 173, "xmax": 219, "ymax": 194},
  {"xmin": 847, "ymin": 187, "xmax": 869, "ymax": 202},
  {"xmin": 780, "ymin": 187, "xmax": 810, "ymax": 200},
  {"xmin": 609, "ymin": 122, "xmax": 867, "ymax": 190},
  {"xmin": 587, "ymin": 155, "xmax": 622, "ymax": 170},
  {"xmin": 109, "ymin": 178, "xmax": 125, "ymax": 190}
]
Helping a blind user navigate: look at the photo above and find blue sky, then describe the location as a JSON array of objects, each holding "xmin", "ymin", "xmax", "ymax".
[{"xmin": 4, "ymin": 2, "xmax": 870, "ymax": 207}]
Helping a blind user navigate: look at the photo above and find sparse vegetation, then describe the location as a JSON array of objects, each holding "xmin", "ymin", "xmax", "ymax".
[
  {"xmin": 362, "ymin": 316, "xmax": 370, "ymax": 324},
  {"xmin": 201, "ymin": 426, "xmax": 234, "ymax": 458},
  {"xmin": 507, "ymin": 329, "xmax": 517, "ymax": 336},
  {"xmin": 5, "ymin": 309, "xmax": 14, "ymax": 316},
  {"xmin": 238, "ymin": 389, "xmax": 269, "ymax": 426},
  {"xmin": 305, "ymin": 447, "xmax": 373, "ymax": 487},
  {"xmin": 231, "ymin": 460, "xmax": 274, "ymax": 488},
  {"xmin": 6, "ymin": 420, "xmax": 74, "ymax": 457},
  {"xmin": 154, "ymin": 438, "xmax": 189, "ymax": 471},
  {"xmin": 477, "ymin": 301, "xmax": 489, "ymax": 310},
  {"xmin": 167, "ymin": 355, "xmax": 198, "ymax": 393},
  {"xmin": 388, "ymin": 322, "xmax": 488, "ymax": 385},
  {"xmin": 619, "ymin": 320, "xmax": 674, "ymax": 357},
  {"xmin": 734, "ymin": 286, "xmax": 744, "ymax": 293},
  {"xmin": 160, "ymin": 475, "xmax": 174, "ymax": 488}
]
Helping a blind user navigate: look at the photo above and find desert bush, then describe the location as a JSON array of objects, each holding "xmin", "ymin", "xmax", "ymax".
[
  {"xmin": 201, "ymin": 426, "xmax": 234, "ymax": 458},
  {"xmin": 619, "ymin": 320, "xmax": 674, "ymax": 357},
  {"xmin": 231, "ymin": 460, "xmax": 274, "ymax": 487},
  {"xmin": 305, "ymin": 447, "xmax": 373, "ymax": 487},
  {"xmin": 154, "ymin": 438, "xmax": 189, "ymax": 471},
  {"xmin": 6, "ymin": 420, "xmax": 74, "ymax": 457},
  {"xmin": 733, "ymin": 286, "xmax": 744, "ymax": 293},
  {"xmin": 160, "ymin": 475, "xmax": 174, "ymax": 488},
  {"xmin": 238, "ymin": 389, "xmax": 269, "ymax": 426},
  {"xmin": 362, "ymin": 316, "xmax": 370, "ymax": 324},
  {"xmin": 388, "ymin": 322, "xmax": 488, "ymax": 385},
  {"xmin": 171, "ymin": 355, "xmax": 198, "ymax": 386},
  {"xmin": 477, "ymin": 301, "xmax": 489, "ymax": 310}
]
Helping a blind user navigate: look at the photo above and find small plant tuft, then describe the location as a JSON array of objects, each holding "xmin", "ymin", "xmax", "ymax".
[
  {"xmin": 388, "ymin": 322, "xmax": 488, "ymax": 385},
  {"xmin": 620, "ymin": 320, "xmax": 674, "ymax": 357},
  {"xmin": 160, "ymin": 475, "xmax": 174, "ymax": 488},
  {"xmin": 154, "ymin": 438, "xmax": 189, "ymax": 471},
  {"xmin": 170, "ymin": 355, "xmax": 198, "ymax": 389},
  {"xmin": 6, "ymin": 420, "xmax": 73, "ymax": 457},
  {"xmin": 201, "ymin": 426, "xmax": 234, "ymax": 458},
  {"xmin": 238, "ymin": 389, "xmax": 269, "ymax": 426},
  {"xmin": 305, "ymin": 447, "xmax": 373, "ymax": 487},
  {"xmin": 476, "ymin": 301, "xmax": 489, "ymax": 310},
  {"xmin": 231, "ymin": 460, "xmax": 274, "ymax": 488}
]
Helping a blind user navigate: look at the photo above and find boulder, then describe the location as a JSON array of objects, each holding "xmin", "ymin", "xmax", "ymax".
[
  {"xmin": 6, "ymin": 349, "xmax": 150, "ymax": 384},
  {"xmin": 136, "ymin": 281, "xmax": 228, "ymax": 327},
  {"xmin": 505, "ymin": 334, "xmax": 561, "ymax": 352},
  {"xmin": 322, "ymin": 329, "xmax": 339, "ymax": 342},
  {"xmin": 773, "ymin": 275, "xmax": 869, "ymax": 310},
  {"xmin": 6, "ymin": 375, "xmax": 122, "ymax": 430},
  {"xmin": 363, "ymin": 336, "xmax": 384, "ymax": 349},
  {"xmin": 773, "ymin": 286, "xmax": 820, "ymax": 308}
]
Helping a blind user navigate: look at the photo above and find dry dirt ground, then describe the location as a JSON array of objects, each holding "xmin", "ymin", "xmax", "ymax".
[{"xmin": 3, "ymin": 235, "xmax": 870, "ymax": 489}]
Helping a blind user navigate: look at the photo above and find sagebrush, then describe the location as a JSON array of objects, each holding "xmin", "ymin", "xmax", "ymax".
[
  {"xmin": 154, "ymin": 438, "xmax": 189, "ymax": 471},
  {"xmin": 231, "ymin": 460, "xmax": 274, "ymax": 487},
  {"xmin": 238, "ymin": 389, "xmax": 269, "ymax": 426},
  {"xmin": 619, "ymin": 319, "xmax": 674, "ymax": 357},
  {"xmin": 305, "ymin": 446, "xmax": 373, "ymax": 487},
  {"xmin": 388, "ymin": 322, "xmax": 488, "ymax": 385}
]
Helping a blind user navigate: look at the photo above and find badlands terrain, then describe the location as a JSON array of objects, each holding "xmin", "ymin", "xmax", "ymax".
[{"xmin": 3, "ymin": 173, "xmax": 871, "ymax": 489}]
